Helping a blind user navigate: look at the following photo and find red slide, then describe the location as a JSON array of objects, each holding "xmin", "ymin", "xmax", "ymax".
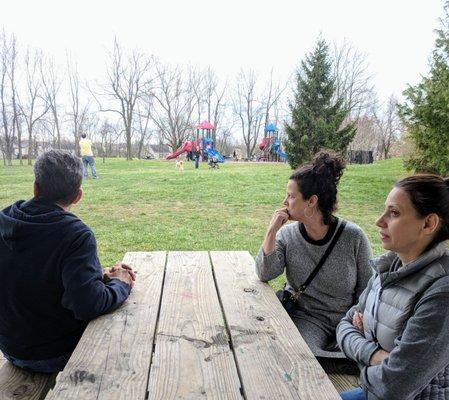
[
  {"xmin": 166, "ymin": 141, "xmax": 193, "ymax": 160},
  {"xmin": 259, "ymin": 137, "xmax": 270, "ymax": 151}
]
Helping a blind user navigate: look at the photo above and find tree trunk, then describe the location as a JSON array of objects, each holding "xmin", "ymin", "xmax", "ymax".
[
  {"xmin": 27, "ymin": 125, "xmax": 33, "ymax": 165},
  {"xmin": 126, "ymin": 125, "xmax": 132, "ymax": 160},
  {"xmin": 137, "ymin": 138, "xmax": 144, "ymax": 159},
  {"xmin": 17, "ymin": 123, "xmax": 22, "ymax": 165},
  {"xmin": 54, "ymin": 112, "xmax": 61, "ymax": 149}
]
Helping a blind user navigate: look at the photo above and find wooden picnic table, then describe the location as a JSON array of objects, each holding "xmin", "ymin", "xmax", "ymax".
[{"xmin": 2, "ymin": 251, "xmax": 344, "ymax": 400}]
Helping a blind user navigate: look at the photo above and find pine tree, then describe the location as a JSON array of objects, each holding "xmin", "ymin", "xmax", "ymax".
[
  {"xmin": 398, "ymin": 2, "xmax": 449, "ymax": 174},
  {"xmin": 285, "ymin": 39, "xmax": 356, "ymax": 169}
]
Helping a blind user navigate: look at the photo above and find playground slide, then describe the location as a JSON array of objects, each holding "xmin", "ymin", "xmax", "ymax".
[
  {"xmin": 272, "ymin": 139, "xmax": 287, "ymax": 160},
  {"xmin": 166, "ymin": 141, "xmax": 193, "ymax": 160},
  {"xmin": 258, "ymin": 137, "xmax": 270, "ymax": 151},
  {"xmin": 206, "ymin": 148, "xmax": 225, "ymax": 163},
  {"xmin": 278, "ymin": 150, "xmax": 288, "ymax": 160},
  {"xmin": 271, "ymin": 140, "xmax": 280, "ymax": 153}
]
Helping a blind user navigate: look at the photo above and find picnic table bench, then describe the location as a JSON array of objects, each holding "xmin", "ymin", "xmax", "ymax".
[{"xmin": 1, "ymin": 251, "xmax": 358, "ymax": 399}]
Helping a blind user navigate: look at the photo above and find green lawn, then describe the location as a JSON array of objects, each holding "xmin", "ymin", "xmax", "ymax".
[{"xmin": 0, "ymin": 158, "xmax": 406, "ymax": 289}]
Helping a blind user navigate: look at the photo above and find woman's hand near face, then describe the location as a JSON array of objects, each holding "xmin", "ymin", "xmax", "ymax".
[
  {"xmin": 268, "ymin": 207, "xmax": 290, "ymax": 231},
  {"xmin": 262, "ymin": 207, "xmax": 289, "ymax": 255}
]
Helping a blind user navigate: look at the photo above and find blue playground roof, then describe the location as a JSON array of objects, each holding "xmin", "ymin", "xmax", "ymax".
[{"xmin": 265, "ymin": 123, "xmax": 277, "ymax": 132}]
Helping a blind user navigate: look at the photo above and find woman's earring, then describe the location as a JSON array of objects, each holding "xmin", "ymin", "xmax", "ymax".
[{"xmin": 304, "ymin": 206, "xmax": 315, "ymax": 219}]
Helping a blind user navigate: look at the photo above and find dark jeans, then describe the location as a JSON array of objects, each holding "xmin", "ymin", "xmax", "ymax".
[
  {"xmin": 2, "ymin": 351, "xmax": 71, "ymax": 374},
  {"xmin": 340, "ymin": 387, "xmax": 366, "ymax": 400}
]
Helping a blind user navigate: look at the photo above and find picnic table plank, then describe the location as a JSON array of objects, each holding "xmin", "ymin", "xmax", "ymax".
[
  {"xmin": 0, "ymin": 362, "xmax": 55, "ymax": 400},
  {"xmin": 46, "ymin": 251, "xmax": 166, "ymax": 400},
  {"xmin": 147, "ymin": 251, "xmax": 242, "ymax": 400},
  {"xmin": 210, "ymin": 251, "xmax": 341, "ymax": 400}
]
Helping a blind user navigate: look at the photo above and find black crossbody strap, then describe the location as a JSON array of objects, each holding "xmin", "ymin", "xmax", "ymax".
[{"xmin": 292, "ymin": 220, "xmax": 347, "ymax": 300}]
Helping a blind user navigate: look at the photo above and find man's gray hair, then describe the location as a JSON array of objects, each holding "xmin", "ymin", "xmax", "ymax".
[{"xmin": 34, "ymin": 150, "xmax": 83, "ymax": 206}]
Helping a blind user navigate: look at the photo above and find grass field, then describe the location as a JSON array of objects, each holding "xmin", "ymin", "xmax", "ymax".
[{"xmin": 0, "ymin": 157, "xmax": 407, "ymax": 289}]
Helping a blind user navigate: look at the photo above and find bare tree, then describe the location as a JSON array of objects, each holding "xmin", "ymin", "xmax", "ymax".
[
  {"xmin": 134, "ymin": 92, "xmax": 153, "ymax": 159},
  {"xmin": 190, "ymin": 67, "xmax": 205, "ymax": 126},
  {"xmin": 373, "ymin": 95, "xmax": 403, "ymax": 159},
  {"xmin": 215, "ymin": 125, "xmax": 234, "ymax": 155},
  {"xmin": 232, "ymin": 69, "xmax": 265, "ymax": 158},
  {"xmin": 0, "ymin": 31, "xmax": 19, "ymax": 165},
  {"xmin": 98, "ymin": 119, "xmax": 122, "ymax": 159},
  {"xmin": 151, "ymin": 62, "xmax": 197, "ymax": 151},
  {"xmin": 17, "ymin": 49, "xmax": 49, "ymax": 165},
  {"xmin": 82, "ymin": 109, "xmax": 100, "ymax": 140},
  {"xmin": 96, "ymin": 39, "xmax": 153, "ymax": 160},
  {"xmin": 204, "ymin": 68, "xmax": 227, "ymax": 144},
  {"xmin": 37, "ymin": 117, "xmax": 57, "ymax": 148},
  {"xmin": 191, "ymin": 67, "xmax": 228, "ymax": 146},
  {"xmin": 332, "ymin": 40, "xmax": 374, "ymax": 119},
  {"xmin": 262, "ymin": 68, "xmax": 288, "ymax": 129},
  {"xmin": 41, "ymin": 56, "xmax": 63, "ymax": 149},
  {"xmin": 67, "ymin": 55, "xmax": 86, "ymax": 155},
  {"xmin": 32, "ymin": 118, "xmax": 55, "ymax": 153}
]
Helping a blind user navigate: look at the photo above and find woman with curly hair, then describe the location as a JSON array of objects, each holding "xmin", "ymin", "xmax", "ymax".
[{"xmin": 256, "ymin": 151, "xmax": 372, "ymax": 358}]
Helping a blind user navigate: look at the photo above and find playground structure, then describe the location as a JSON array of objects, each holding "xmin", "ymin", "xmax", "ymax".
[
  {"xmin": 258, "ymin": 123, "xmax": 288, "ymax": 162},
  {"xmin": 166, "ymin": 121, "xmax": 225, "ymax": 168}
]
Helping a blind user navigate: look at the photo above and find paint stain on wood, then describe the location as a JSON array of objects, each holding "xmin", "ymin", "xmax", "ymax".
[{"xmin": 69, "ymin": 370, "xmax": 96, "ymax": 385}]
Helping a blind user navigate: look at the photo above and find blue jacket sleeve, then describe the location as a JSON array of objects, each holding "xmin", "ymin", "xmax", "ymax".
[{"xmin": 60, "ymin": 229, "xmax": 131, "ymax": 321}]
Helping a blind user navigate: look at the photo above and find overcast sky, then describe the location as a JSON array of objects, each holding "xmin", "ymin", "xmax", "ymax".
[{"xmin": 1, "ymin": 0, "xmax": 444, "ymax": 103}]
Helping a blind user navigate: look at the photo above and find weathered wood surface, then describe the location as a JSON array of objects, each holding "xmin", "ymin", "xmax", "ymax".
[
  {"xmin": 46, "ymin": 251, "xmax": 166, "ymax": 400},
  {"xmin": 0, "ymin": 250, "xmax": 350, "ymax": 399},
  {"xmin": 147, "ymin": 251, "xmax": 242, "ymax": 400},
  {"xmin": 210, "ymin": 251, "xmax": 341, "ymax": 400},
  {"xmin": 0, "ymin": 362, "xmax": 54, "ymax": 400}
]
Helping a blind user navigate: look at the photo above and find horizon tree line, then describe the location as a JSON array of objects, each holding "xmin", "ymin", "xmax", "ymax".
[{"xmin": 0, "ymin": 29, "xmax": 402, "ymax": 166}]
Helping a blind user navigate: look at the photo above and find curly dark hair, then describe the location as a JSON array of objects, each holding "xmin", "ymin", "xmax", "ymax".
[{"xmin": 289, "ymin": 151, "xmax": 346, "ymax": 225}]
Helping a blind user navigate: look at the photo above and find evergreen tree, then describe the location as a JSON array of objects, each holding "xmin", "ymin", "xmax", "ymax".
[
  {"xmin": 398, "ymin": 2, "xmax": 449, "ymax": 174},
  {"xmin": 285, "ymin": 39, "xmax": 355, "ymax": 169}
]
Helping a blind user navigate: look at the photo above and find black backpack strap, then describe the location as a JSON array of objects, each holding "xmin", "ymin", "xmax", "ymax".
[{"xmin": 292, "ymin": 220, "xmax": 347, "ymax": 300}]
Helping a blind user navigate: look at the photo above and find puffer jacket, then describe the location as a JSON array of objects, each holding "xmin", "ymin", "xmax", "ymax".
[{"xmin": 337, "ymin": 243, "xmax": 449, "ymax": 400}]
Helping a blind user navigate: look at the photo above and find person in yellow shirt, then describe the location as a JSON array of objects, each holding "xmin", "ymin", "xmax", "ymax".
[{"xmin": 79, "ymin": 134, "xmax": 97, "ymax": 179}]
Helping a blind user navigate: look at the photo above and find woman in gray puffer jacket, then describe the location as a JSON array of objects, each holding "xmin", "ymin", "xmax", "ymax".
[{"xmin": 337, "ymin": 174, "xmax": 449, "ymax": 400}]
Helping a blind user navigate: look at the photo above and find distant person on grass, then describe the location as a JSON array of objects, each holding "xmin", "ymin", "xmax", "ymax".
[
  {"xmin": 255, "ymin": 151, "xmax": 372, "ymax": 358},
  {"xmin": 79, "ymin": 133, "xmax": 97, "ymax": 179},
  {"xmin": 0, "ymin": 150, "xmax": 135, "ymax": 373}
]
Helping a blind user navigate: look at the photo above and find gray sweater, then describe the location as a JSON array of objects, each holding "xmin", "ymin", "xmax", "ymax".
[
  {"xmin": 337, "ymin": 243, "xmax": 449, "ymax": 400},
  {"xmin": 255, "ymin": 218, "xmax": 372, "ymax": 355}
]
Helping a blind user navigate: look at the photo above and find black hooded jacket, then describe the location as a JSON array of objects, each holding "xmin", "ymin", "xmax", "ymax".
[{"xmin": 0, "ymin": 198, "xmax": 131, "ymax": 360}]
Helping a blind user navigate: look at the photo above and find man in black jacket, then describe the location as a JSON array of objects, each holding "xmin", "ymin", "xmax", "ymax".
[{"xmin": 0, "ymin": 150, "xmax": 135, "ymax": 373}]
